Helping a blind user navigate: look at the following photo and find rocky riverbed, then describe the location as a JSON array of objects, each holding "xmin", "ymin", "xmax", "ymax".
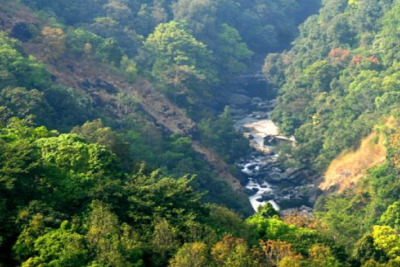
[{"xmin": 232, "ymin": 97, "xmax": 322, "ymax": 212}]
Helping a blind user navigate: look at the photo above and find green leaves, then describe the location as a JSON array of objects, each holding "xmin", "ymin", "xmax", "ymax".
[
  {"xmin": 142, "ymin": 21, "xmax": 212, "ymax": 71},
  {"xmin": 198, "ymin": 107, "xmax": 250, "ymax": 163},
  {"xmin": 22, "ymin": 221, "xmax": 89, "ymax": 267},
  {"xmin": 140, "ymin": 21, "xmax": 217, "ymax": 91},
  {"xmin": 214, "ymin": 24, "xmax": 253, "ymax": 77},
  {"xmin": 0, "ymin": 33, "xmax": 50, "ymax": 90}
]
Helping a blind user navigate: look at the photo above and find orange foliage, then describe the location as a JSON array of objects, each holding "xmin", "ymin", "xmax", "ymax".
[
  {"xmin": 350, "ymin": 55, "xmax": 363, "ymax": 66},
  {"xmin": 366, "ymin": 55, "xmax": 381, "ymax": 65},
  {"xmin": 260, "ymin": 239, "xmax": 302, "ymax": 266},
  {"xmin": 320, "ymin": 118, "xmax": 397, "ymax": 192},
  {"xmin": 282, "ymin": 211, "xmax": 318, "ymax": 229},
  {"xmin": 41, "ymin": 26, "xmax": 66, "ymax": 61},
  {"xmin": 349, "ymin": 54, "xmax": 381, "ymax": 66},
  {"xmin": 328, "ymin": 48, "xmax": 351, "ymax": 65}
]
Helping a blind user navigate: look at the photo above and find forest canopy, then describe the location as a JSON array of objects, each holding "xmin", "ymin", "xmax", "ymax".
[{"xmin": 6, "ymin": 0, "xmax": 400, "ymax": 266}]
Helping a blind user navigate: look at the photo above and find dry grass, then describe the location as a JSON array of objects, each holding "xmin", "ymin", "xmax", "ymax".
[
  {"xmin": 320, "ymin": 130, "xmax": 387, "ymax": 192},
  {"xmin": 320, "ymin": 117, "xmax": 399, "ymax": 191}
]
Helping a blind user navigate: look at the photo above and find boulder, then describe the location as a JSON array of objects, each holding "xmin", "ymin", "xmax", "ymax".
[
  {"xmin": 265, "ymin": 172, "xmax": 282, "ymax": 183},
  {"xmin": 228, "ymin": 93, "xmax": 251, "ymax": 106},
  {"xmin": 252, "ymin": 111, "xmax": 269, "ymax": 119},
  {"xmin": 307, "ymin": 186, "xmax": 324, "ymax": 205},
  {"xmin": 255, "ymin": 177, "xmax": 266, "ymax": 185},
  {"xmin": 251, "ymin": 97, "xmax": 263, "ymax": 105},
  {"xmin": 299, "ymin": 205, "xmax": 313, "ymax": 214},
  {"xmin": 262, "ymin": 191, "xmax": 274, "ymax": 201},
  {"xmin": 229, "ymin": 107, "xmax": 248, "ymax": 119},
  {"xmin": 245, "ymin": 187, "xmax": 259, "ymax": 195},
  {"xmin": 264, "ymin": 135, "xmax": 278, "ymax": 146}
]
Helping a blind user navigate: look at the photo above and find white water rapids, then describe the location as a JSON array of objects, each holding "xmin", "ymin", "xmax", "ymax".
[{"xmin": 234, "ymin": 115, "xmax": 282, "ymax": 211}]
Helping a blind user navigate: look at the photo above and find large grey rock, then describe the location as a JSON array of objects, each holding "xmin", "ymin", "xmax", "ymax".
[
  {"xmin": 229, "ymin": 107, "xmax": 248, "ymax": 119},
  {"xmin": 262, "ymin": 191, "xmax": 274, "ymax": 201},
  {"xmin": 251, "ymin": 111, "xmax": 269, "ymax": 119},
  {"xmin": 265, "ymin": 172, "xmax": 282, "ymax": 183},
  {"xmin": 245, "ymin": 187, "xmax": 259, "ymax": 195},
  {"xmin": 228, "ymin": 94, "xmax": 251, "ymax": 106},
  {"xmin": 251, "ymin": 97, "xmax": 263, "ymax": 106}
]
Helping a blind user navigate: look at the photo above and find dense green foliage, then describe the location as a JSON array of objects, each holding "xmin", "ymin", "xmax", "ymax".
[
  {"xmin": 17, "ymin": 0, "xmax": 319, "ymax": 114},
  {"xmin": 0, "ymin": 0, "xmax": 320, "ymax": 218},
  {"xmin": 0, "ymin": 26, "xmax": 254, "ymax": 215},
  {"xmin": 263, "ymin": 0, "xmax": 400, "ymax": 266},
  {"xmin": 0, "ymin": 119, "xmax": 353, "ymax": 266},
  {"xmin": 265, "ymin": 0, "xmax": 400, "ymax": 171},
  {"xmin": 0, "ymin": 32, "xmax": 92, "ymax": 130},
  {"xmin": 0, "ymin": 0, "xmax": 328, "ymax": 264},
  {"xmin": 0, "ymin": 0, "xmax": 324, "ymax": 218},
  {"xmin": 198, "ymin": 106, "xmax": 250, "ymax": 163},
  {"xmin": 9, "ymin": 0, "xmax": 400, "ymax": 265}
]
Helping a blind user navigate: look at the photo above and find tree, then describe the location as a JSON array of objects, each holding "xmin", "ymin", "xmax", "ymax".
[
  {"xmin": 172, "ymin": 0, "xmax": 217, "ymax": 36},
  {"xmin": 353, "ymin": 234, "xmax": 388, "ymax": 265},
  {"xmin": 0, "ymin": 32, "xmax": 50, "ymax": 90},
  {"xmin": 66, "ymin": 28, "xmax": 103, "ymax": 57},
  {"xmin": 380, "ymin": 202, "xmax": 400, "ymax": 230},
  {"xmin": 71, "ymin": 119, "xmax": 128, "ymax": 161},
  {"xmin": 103, "ymin": 0, "xmax": 133, "ymax": 22},
  {"xmin": 198, "ymin": 106, "xmax": 249, "ymax": 163},
  {"xmin": 86, "ymin": 200, "xmax": 143, "ymax": 267},
  {"xmin": 35, "ymin": 133, "xmax": 123, "ymax": 209},
  {"xmin": 151, "ymin": 218, "xmax": 179, "ymax": 266},
  {"xmin": 125, "ymin": 169, "xmax": 207, "ymax": 229},
  {"xmin": 214, "ymin": 23, "xmax": 253, "ymax": 77},
  {"xmin": 207, "ymin": 204, "xmax": 247, "ymax": 239},
  {"xmin": 307, "ymin": 244, "xmax": 340, "ymax": 267},
  {"xmin": 211, "ymin": 236, "xmax": 255, "ymax": 267},
  {"xmin": 13, "ymin": 213, "xmax": 48, "ymax": 262},
  {"xmin": 279, "ymin": 256, "xmax": 302, "ymax": 267},
  {"xmin": 169, "ymin": 242, "xmax": 208, "ymax": 267},
  {"xmin": 260, "ymin": 239, "xmax": 301, "ymax": 266},
  {"xmin": 41, "ymin": 27, "xmax": 66, "ymax": 61},
  {"xmin": 140, "ymin": 21, "xmax": 217, "ymax": 87},
  {"xmin": 372, "ymin": 225, "xmax": 400, "ymax": 260},
  {"xmin": 96, "ymin": 38, "xmax": 124, "ymax": 66},
  {"xmin": 257, "ymin": 202, "xmax": 280, "ymax": 218},
  {"xmin": 0, "ymin": 87, "xmax": 52, "ymax": 126},
  {"xmin": 245, "ymin": 214, "xmax": 297, "ymax": 240},
  {"xmin": 21, "ymin": 221, "xmax": 89, "ymax": 266}
]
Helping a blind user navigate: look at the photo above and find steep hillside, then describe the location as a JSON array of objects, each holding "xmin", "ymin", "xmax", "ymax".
[
  {"xmin": 320, "ymin": 128, "xmax": 386, "ymax": 191},
  {"xmin": 264, "ymin": 0, "xmax": 400, "ymax": 264},
  {"xmin": 0, "ymin": 1, "xmax": 252, "ymax": 214},
  {"xmin": 0, "ymin": 0, "xmax": 322, "ymax": 215},
  {"xmin": 265, "ymin": 0, "xmax": 399, "ymax": 173},
  {"xmin": 8, "ymin": 0, "xmax": 400, "ymax": 266}
]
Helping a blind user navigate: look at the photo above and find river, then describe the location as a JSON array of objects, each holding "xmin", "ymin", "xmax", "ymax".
[{"xmin": 233, "ymin": 100, "xmax": 318, "ymax": 213}]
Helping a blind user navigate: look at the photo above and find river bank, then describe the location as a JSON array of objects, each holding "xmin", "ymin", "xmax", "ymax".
[{"xmin": 231, "ymin": 97, "xmax": 322, "ymax": 213}]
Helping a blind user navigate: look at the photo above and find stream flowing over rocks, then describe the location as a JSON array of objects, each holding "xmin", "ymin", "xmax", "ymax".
[{"xmin": 229, "ymin": 92, "xmax": 322, "ymax": 213}]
